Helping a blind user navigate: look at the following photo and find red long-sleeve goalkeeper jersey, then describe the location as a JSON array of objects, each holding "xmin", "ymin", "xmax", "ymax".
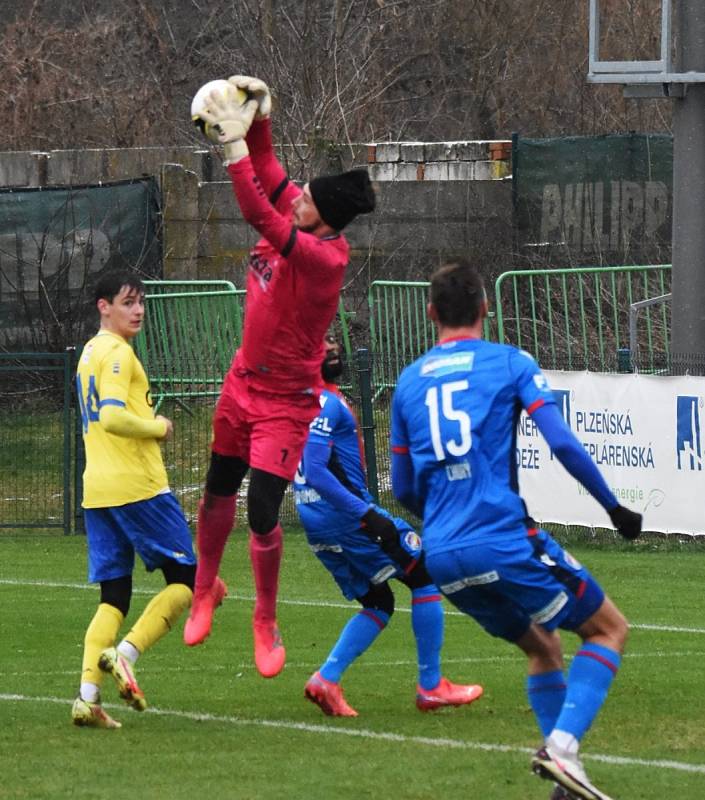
[{"xmin": 225, "ymin": 119, "xmax": 349, "ymax": 394}]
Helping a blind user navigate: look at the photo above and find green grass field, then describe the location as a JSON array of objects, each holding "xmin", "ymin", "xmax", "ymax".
[{"xmin": 2, "ymin": 530, "xmax": 705, "ymax": 800}]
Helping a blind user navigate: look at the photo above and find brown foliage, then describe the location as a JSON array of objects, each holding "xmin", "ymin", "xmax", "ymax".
[{"xmin": 0, "ymin": 0, "xmax": 671, "ymax": 157}]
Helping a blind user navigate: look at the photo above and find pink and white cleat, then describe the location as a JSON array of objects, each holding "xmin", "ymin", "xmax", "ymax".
[{"xmin": 415, "ymin": 677, "xmax": 484, "ymax": 711}]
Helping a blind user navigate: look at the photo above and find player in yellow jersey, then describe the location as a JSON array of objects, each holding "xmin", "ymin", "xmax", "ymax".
[{"xmin": 71, "ymin": 270, "xmax": 197, "ymax": 729}]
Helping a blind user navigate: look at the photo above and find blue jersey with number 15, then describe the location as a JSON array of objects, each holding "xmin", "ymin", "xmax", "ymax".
[{"xmin": 391, "ymin": 337, "xmax": 556, "ymax": 555}]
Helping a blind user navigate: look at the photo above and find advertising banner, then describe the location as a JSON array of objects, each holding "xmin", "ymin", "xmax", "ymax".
[{"xmin": 517, "ymin": 371, "xmax": 704, "ymax": 535}]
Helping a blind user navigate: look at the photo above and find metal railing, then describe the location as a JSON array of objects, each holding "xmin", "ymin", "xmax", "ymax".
[
  {"xmin": 0, "ymin": 352, "xmax": 73, "ymax": 533},
  {"xmin": 368, "ymin": 280, "xmax": 495, "ymax": 394},
  {"xmin": 494, "ymin": 264, "xmax": 671, "ymax": 370},
  {"xmin": 1, "ymin": 268, "xmax": 686, "ymax": 532}
]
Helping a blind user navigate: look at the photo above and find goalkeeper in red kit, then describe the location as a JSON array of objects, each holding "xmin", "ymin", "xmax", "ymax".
[{"xmin": 185, "ymin": 76, "xmax": 376, "ymax": 678}]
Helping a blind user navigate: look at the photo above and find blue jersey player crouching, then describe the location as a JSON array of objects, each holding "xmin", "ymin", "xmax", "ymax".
[
  {"xmin": 294, "ymin": 334, "xmax": 483, "ymax": 717},
  {"xmin": 391, "ymin": 262, "xmax": 642, "ymax": 800},
  {"xmin": 72, "ymin": 270, "xmax": 197, "ymax": 729}
]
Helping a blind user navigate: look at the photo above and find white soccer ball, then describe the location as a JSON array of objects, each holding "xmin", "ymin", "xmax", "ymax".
[{"xmin": 190, "ymin": 79, "xmax": 248, "ymax": 133}]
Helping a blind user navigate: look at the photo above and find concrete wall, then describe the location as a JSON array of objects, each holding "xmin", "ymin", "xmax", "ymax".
[{"xmin": 0, "ymin": 141, "xmax": 515, "ymax": 287}]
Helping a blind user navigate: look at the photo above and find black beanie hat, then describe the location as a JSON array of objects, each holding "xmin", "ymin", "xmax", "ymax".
[{"xmin": 309, "ymin": 168, "xmax": 376, "ymax": 231}]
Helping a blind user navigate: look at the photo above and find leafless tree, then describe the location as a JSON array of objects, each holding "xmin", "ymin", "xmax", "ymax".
[{"xmin": 0, "ymin": 0, "xmax": 672, "ymax": 161}]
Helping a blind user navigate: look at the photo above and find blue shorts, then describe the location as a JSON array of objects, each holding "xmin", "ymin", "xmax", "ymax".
[
  {"xmin": 306, "ymin": 517, "xmax": 422, "ymax": 601},
  {"xmin": 425, "ymin": 529, "xmax": 604, "ymax": 643},
  {"xmin": 84, "ymin": 492, "xmax": 196, "ymax": 583}
]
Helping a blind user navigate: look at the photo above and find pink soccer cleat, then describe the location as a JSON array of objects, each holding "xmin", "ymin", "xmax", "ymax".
[
  {"xmin": 183, "ymin": 577, "xmax": 228, "ymax": 646},
  {"xmin": 304, "ymin": 672, "xmax": 358, "ymax": 717},
  {"xmin": 415, "ymin": 676, "xmax": 484, "ymax": 711},
  {"xmin": 253, "ymin": 620, "xmax": 286, "ymax": 678}
]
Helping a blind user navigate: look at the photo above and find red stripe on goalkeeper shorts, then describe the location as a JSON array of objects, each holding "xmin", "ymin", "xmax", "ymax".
[
  {"xmin": 576, "ymin": 579, "xmax": 587, "ymax": 599},
  {"xmin": 526, "ymin": 398, "xmax": 545, "ymax": 415},
  {"xmin": 575, "ymin": 648, "xmax": 619, "ymax": 674},
  {"xmin": 412, "ymin": 594, "xmax": 442, "ymax": 605},
  {"xmin": 392, "ymin": 445, "xmax": 409, "ymax": 454}
]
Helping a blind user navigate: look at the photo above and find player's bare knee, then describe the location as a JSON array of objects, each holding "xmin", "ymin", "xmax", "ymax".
[
  {"xmin": 608, "ymin": 606, "xmax": 629, "ymax": 652},
  {"xmin": 517, "ymin": 624, "xmax": 563, "ymax": 670},
  {"xmin": 578, "ymin": 596, "xmax": 629, "ymax": 652}
]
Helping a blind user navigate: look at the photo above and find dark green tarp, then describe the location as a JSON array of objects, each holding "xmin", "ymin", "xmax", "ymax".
[
  {"xmin": 514, "ymin": 133, "xmax": 673, "ymax": 261},
  {"xmin": 0, "ymin": 178, "xmax": 161, "ymax": 350}
]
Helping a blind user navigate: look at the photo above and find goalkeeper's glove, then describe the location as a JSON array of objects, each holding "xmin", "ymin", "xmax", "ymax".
[
  {"xmin": 361, "ymin": 507, "xmax": 420, "ymax": 574},
  {"xmin": 228, "ymin": 75, "xmax": 272, "ymax": 119},
  {"xmin": 608, "ymin": 504, "xmax": 642, "ymax": 540},
  {"xmin": 196, "ymin": 86, "xmax": 258, "ymax": 165}
]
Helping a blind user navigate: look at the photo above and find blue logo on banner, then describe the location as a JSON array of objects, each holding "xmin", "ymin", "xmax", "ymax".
[
  {"xmin": 676, "ymin": 395, "xmax": 702, "ymax": 471},
  {"xmin": 553, "ymin": 389, "xmax": 571, "ymax": 428}
]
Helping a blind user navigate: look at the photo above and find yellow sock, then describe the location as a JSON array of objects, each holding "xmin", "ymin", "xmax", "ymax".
[
  {"xmin": 81, "ymin": 603, "xmax": 124, "ymax": 686},
  {"xmin": 125, "ymin": 584, "xmax": 193, "ymax": 654}
]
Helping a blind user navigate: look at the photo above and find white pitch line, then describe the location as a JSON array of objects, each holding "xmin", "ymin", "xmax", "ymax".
[
  {"xmin": 2, "ymin": 578, "xmax": 705, "ymax": 635},
  {"xmin": 1, "ymin": 692, "xmax": 704, "ymax": 776},
  {"xmin": 5, "ymin": 650, "xmax": 705, "ymax": 681}
]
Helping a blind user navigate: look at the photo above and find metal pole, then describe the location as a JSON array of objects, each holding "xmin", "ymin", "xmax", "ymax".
[
  {"xmin": 355, "ymin": 348, "xmax": 379, "ymax": 503},
  {"xmin": 62, "ymin": 350, "xmax": 72, "ymax": 534},
  {"xmin": 671, "ymin": 0, "xmax": 705, "ymax": 370}
]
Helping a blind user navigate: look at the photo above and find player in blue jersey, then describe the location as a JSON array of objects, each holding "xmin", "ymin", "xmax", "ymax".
[
  {"xmin": 391, "ymin": 262, "xmax": 642, "ymax": 800},
  {"xmin": 71, "ymin": 270, "xmax": 197, "ymax": 729},
  {"xmin": 294, "ymin": 333, "xmax": 483, "ymax": 716}
]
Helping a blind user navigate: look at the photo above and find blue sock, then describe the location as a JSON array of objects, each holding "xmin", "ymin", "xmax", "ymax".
[
  {"xmin": 526, "ymin": 670, "xmax": 567, "ymax": 738},
  {"xmin": 553, "ymin": 642, "xmax": 621, "ymax": 741},
  {"xmin": 319, "ymin": 609, "xmax": 389, "ymax": 683},
  {"xmin": 411, "ymin": 585, "xmax": 444, "ymax": 690}
]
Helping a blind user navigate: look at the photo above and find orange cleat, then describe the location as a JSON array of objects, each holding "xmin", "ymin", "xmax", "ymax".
[
  {"xmin": 183, "ymin": 577, "xmax": 228, "ymax": 646},
  {"xmin": 415, "ymin": 677, "xmax": 484, "ymax": 711},
  {"xmin": 304, "ymin": 672, "xmax": 358, "ymax": 717},
  {"xmin": 253, "ymin": 620, "xmax": 286, "ymax": 678}
]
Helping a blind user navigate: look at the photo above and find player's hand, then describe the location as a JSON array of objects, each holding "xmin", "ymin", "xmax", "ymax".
[
  {"xmin": 608, "ymin": 504, "xmax": 642, "ymax": 540},
  {"xmin": 361, "ymin": 508, "xmax": 419, "ymax": 573},
  {"xmin": 228, "ymin": 75, "xmax": 272, "ymax": 119},
  {"xmin": 156, "ymin": 415, "xmax": 173, "ymax": 440},
  {"xmin": 197, "ymin": 86, "xmax": 258, "ymax": 144}
]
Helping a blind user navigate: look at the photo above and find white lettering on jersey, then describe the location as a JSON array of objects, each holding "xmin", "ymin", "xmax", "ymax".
[
  {"xmin": 440, "ymin": 571, "xmax": 500, "ymax": 594},
  {"xmin": 531, "ymin": 592, "xmax": 569, "ymax": 624},
  {"xmin": 445, "ymin": 461, "xmax": 471, "ymax": 481}
]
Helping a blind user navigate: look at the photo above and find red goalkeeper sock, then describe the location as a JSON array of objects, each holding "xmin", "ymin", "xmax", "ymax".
[
  {"xmin": 249, "ymin": 524, "xmax": 283, "ymax": 624},
  {"xmin": 194, "ymin": 492, "xmax": 236, "ymax": 593}
]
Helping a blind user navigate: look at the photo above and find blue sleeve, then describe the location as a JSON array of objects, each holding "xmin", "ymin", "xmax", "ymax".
[
  {"xmin": 390, "ymin": 381, "xmax": 423, "ymax": 517},
  {"xmin": 302, "ymin": 438, "xmax": 370, "ymax": 518},
  {"xmin": 508, "ymin": 348, "xmax": 557, "ymax": 413},
  {"xmin": 391, "ymin": 450, "xmax": 423, "ymax": 518},
  {"xmin": 531, "ymin": 404, "xmax": 618, "ymax": 511}
]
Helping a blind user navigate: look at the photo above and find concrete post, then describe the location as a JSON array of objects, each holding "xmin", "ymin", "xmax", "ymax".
[{"xmin": 671, "ymin": 0, "xmax": 705, "ymax": 368}]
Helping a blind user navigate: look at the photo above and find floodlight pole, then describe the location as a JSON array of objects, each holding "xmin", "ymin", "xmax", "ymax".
[{"xmin": 671, "ymin": 0, "xmax": 705, "ymax": 363}]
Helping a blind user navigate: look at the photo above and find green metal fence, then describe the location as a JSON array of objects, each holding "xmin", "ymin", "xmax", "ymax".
[
  {"xmin": 494, "ymin": 264, "xmax": 671, "ymax": 371},
  {"xmin": 0, "ymin": 352, "xmax": 73, "ymax": 533},
  {"xmin": 133, "ymin": 281, "xmax": 245, "ymax": 406},
  {"xmin": 368, "ymin": 280, "xmax": 495, "ymax": 395},
  {"xmin": 0, "ymin": 267, "xmax": 679, "ymax": 533}
]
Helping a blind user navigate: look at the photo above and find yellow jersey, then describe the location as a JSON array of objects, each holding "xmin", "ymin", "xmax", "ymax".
[{"xmin": 77, "ymin": 331, "xmax": 168, "ymax": 508}]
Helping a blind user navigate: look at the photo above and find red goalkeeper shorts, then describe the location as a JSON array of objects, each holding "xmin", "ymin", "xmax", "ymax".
[{"xmin": 211, "ymin": 367, "xmax": 320, "ymax": 480}]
